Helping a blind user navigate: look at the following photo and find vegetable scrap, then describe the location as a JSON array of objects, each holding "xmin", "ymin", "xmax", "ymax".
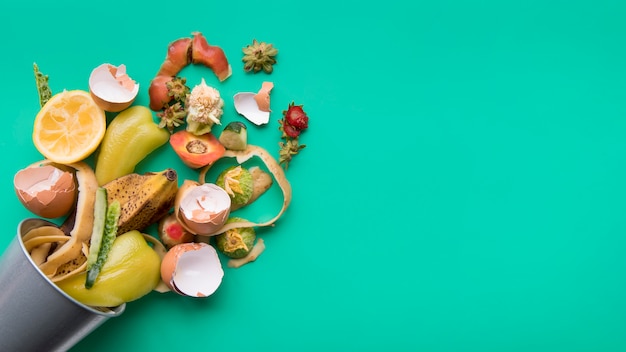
[
  {"xmin": 186, "ymin": 78, "xmax": 224, "ymax": 135},
  {"xmin": 219, "ymin": 121, "xmax": 248, "ymax": 151},
  {"xmin": 149, "ymin": 32, "xmax": 231, "ymax": 112},
  {"xmin": 169, "ymin": 130, "xmax": 225, "ymax": 169},
  {"xmin": 16, "ymin": 32, "xmax": 310, "ymax": 308},
  {"xmin": 278, "ymin": 102, "xmax": 310, "ymax": 169},
  {"xmin": 166, "ymin": 76, "xmax": 191, "ymax": 103},
  {"xmin": 242, "ymin": 39, "xmax": 278, "ymax": 73},
  {"xmin": 215, "ymin": 217, "xmax": 256, "ymax": 259},
  {"xmin": 33, "ymin": 63, "xmax": 52, "ymax": 107},
  {"xmin": 157, "ymin": 102, "xmax": 187, "ymax": 133},
  {"xmin": 198, "ymin": 145, "xmax": 292, "ymax": 236}
]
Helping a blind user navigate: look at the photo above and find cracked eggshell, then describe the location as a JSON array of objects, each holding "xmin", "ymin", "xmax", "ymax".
[
  {"xmin": 175, "ymin": 180, "xmax": 231, "ymax": 235},
  {"xmin": 89, "ymin": 63, "xmax": 139, "ymax": 112},
  {"xmin": 253, "ymin": 81, "xmax": 274, "ymax": 112},
  {"xmin": 234, "ymin": 92, "xmax": 269, "ymax": 125},
  {"xmin": 160, "ymin": 242, "xmax": 224, "ymax": 297},
  {"xmin": 14, "ymin": 164, "xmax": 76, "ymax": 218},
  {"xmin": 233, "ymin": 82, "xmax": 273, "ymax": 126}
]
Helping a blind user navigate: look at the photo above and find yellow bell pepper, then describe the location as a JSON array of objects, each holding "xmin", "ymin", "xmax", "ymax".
[
  {"xmin": 56, "ymin": 230, "xmax": 161, "ymax": 307},
  {"xmin": 95, "ymin": 105, "xmax": 170, "ymax": 186}
]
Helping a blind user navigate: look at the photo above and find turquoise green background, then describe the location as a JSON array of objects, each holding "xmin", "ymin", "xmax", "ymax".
[{"xmin": 2, "ymin": 0, "xmax": 626, "ymax": 351}]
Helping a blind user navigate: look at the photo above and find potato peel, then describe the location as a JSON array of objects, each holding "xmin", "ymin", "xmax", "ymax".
[
  {"xmin": 227, "ymin": 238, "xmax": 265, "ymax": 268},
  {"xmin": 36, "ymin": 161, "xmax": 97, "ymax": 278},
  {"xmin": 198, "ymin": 145, "xmax": 292, "ymax": 236},
  {"xmin": 30, "ymin": 243, "xmax": 52, "ymax": 266},
  {"xmin": 23, "ymin": 234, "xmax": 68, "ymax": 253},
  {"xmin": 50, "ymin": 243, "xmax": 89, "ymax": 283},
  {"xmin": 22, "ymin": 225, "xmax": 66, "ymax": 243}
]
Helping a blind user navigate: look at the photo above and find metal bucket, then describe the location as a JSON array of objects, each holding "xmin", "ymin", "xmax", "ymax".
[{"xmin": 0, "ymin": 218, "xmax": 125, "ymax": 352}]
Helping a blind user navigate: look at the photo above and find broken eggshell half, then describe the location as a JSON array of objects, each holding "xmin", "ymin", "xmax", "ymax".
[
  {"xmin": 175, "ymin": 180, "xmax": 231, "ymax": 235},
  {"xmin": 160, "ymin": 242, "xmax": 224, "ymax": 297},
  {"xmin": 14, "ymin": 164, "xmax": 77, "ymax": 218},
  {"xmin": 233, "ymin": 81, "xmax": 273, "ymax": 126},
  {"xmin": 89, "ymin": 63, "xmax": 139, "ymax": 112}
]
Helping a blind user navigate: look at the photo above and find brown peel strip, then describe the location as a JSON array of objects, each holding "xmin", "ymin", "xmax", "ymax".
[
  {"xmin": 51, "ymin": 243, "xmax": 89, "ymax": 283},
  {"xmin": 24, "ymin": 235, "xmax": 69, "ymax": 253},
  {"xmin": 198, "ymin": 145, "xmax": 292, "ymax": 236},
  {"xmin": 30, "ymin": 243, "xmax": 52, "ymax": 266},
  {"xmin": 22, "ymin": 225, "xmax": 66, "ymax": 243},
  {"xmin": 228, "ymin": 238, "xmax": 266, "ymax": 268},
  {"xmin": 38, "ymin": 161, "xmax": 97, "ymax": 278},
  {"xmin": 142, "ymin": 234, "xmax": 171, "ymax": 293}
]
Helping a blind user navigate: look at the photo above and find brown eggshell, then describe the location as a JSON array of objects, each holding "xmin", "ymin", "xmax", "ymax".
[
  {"xmin": 253, "ymin": 81, "xmax": 273, "ymax": 112},
  {"xmin": 89, "ymin": 63, "xmax": 139, "ymax": 112},
  {"xmin": 174, "ymin": 181, "xmax": 231, "ymax": 235},
  {"xmin": 160, "ymin": 243, "xmax": 190, "ymax": 295},
  {"xmin": 14, "ymin": 164, "xmax": 76, "ymax": 218},
  {"xmin": 160, "ymin": 242, "xmax": 224, "ymax": 297}
]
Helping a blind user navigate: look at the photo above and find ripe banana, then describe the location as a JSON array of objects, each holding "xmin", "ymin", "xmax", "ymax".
[{"xmin": 103, "ymin": 169, "xmax": 178, "ymax": 234}]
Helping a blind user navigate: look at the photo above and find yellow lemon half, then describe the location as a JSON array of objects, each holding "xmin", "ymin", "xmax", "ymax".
[{"xmin": 33, "ymin": 90, "xmax": 106, "ymax": 164}]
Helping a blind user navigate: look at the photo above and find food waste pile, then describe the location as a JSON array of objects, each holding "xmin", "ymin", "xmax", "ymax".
[{"xmin": 13, "ymin": 32, "xmax": 309, "ymax": 307}]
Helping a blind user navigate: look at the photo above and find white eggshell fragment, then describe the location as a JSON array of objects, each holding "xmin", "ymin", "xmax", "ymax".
[
  {"xmin": 14, "ymin": 164, "xmax": 76, "ymax": 218},
  {"xmin": 89, "ymin": 63, "xmax": 139, "ymax": 112},
  {"xmin": 234, "ymin": 92, "xmax": 270, "ymax": 126},
  {"xmin": 160, "ymin": 242, "xmax": 224, "ymax": 297},
  {"xmin": 176, "ymin": 182, "xmax": 231, "ymax": 235}
]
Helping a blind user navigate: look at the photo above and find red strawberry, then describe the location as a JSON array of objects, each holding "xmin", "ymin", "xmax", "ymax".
[
  {"xmin": 283, "ymin": 102, "xmax": 309, "ymax": 131},
  {"xmin": 282, "ymin": 122, "xmax": 301, "ymax": 138}
]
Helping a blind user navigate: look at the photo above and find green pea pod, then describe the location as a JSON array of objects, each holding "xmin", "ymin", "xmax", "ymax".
[{"xmin": 95, "ymin": 106, "xmax": 170, "ymax": 186}]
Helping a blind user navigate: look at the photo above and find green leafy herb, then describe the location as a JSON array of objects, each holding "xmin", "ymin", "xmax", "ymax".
[{"xmin": 33, "ymin": 63, "xmax": 52, "ymax": 107}]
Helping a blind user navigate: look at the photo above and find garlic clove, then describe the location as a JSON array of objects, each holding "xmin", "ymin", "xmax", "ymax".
[{"xmin": 89, "ymin": 63, "xmax": 139, "ymax": 112}]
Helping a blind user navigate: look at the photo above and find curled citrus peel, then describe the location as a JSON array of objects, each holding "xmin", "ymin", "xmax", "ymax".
[
  {"xmin": 198, "ymin": 145, "xmax": 292, "ymax": 236},
  {"xmin": 25, "ymin": 161, "xmax": 98, "ymax": 281}
]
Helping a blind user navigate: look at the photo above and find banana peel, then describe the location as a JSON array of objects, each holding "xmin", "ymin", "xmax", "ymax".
[{"xmin": 103, "ymin": 168, "xmax": 178, "ymax": 234}]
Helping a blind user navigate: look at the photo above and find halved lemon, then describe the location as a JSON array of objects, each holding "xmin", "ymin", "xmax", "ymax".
[{"xmin": 33, "ymin": 90, "xmax": 106, "ymax": 164}]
